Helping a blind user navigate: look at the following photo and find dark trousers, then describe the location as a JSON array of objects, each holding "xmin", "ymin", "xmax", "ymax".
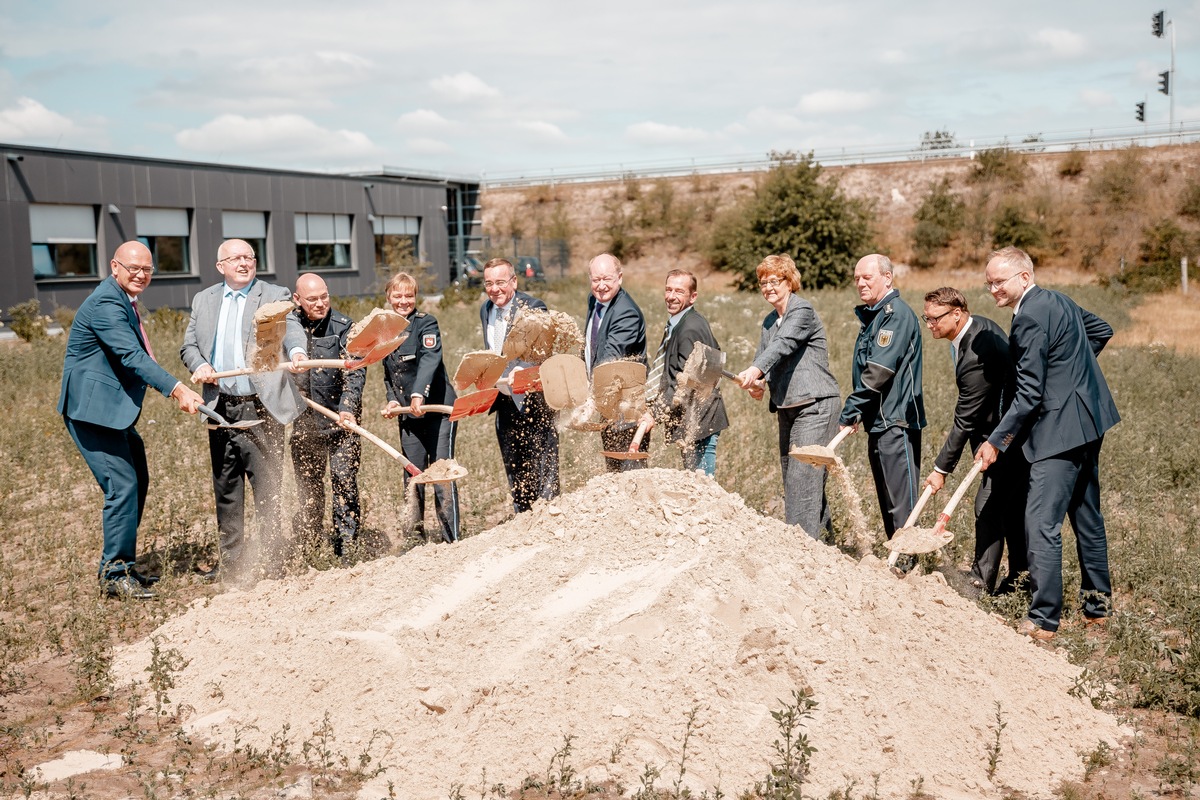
[
  {"xmin": 1025, "ymin": 439, "xmax": 1112, "ymax": 631},
  {"xmin": 601, "ymin": 420, "xmax": 649, "ymax": 473},
  {"xmin": 208, "ymin": 394, "xmax": 286, "ymax": 571},
  {"xmin": 291, "ymin": 418, "xmax": 362, "ymax": 553},
  {"xmin": 495, "ymin": 394, "xmax": 560, "ymax": 513},
  {"xmin": 65, "ymin": 416, "xmax": 148, "ymax": 580},
  {"xmin": 777, "ymin": 397, "xmax": 839, "ymax": 539},
  {"xmin": 972, "ymin": 450, "xmax": 1030, "ymax": 593},
  {"xmin": 867, "ymin": 426, "xmax": 922, "ymax": 539},
  {"xmin": 399, "ymin": 413, "xmax": 459, "ymax": 542}
]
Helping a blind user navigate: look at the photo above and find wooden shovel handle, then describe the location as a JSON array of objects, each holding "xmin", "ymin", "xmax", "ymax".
[
  {"xmin": 304, "ymin": 398, "xmax": 421, "ymax": 477},
  {"xmin": 827, "ymin": 426, "xmax": 855, "ymax": 450},
  {"xmin": 628, "ymin": 418, "xmax": 651, "ymax": 453},
  {"xmin": 210, "ymin": 358, "xmax": 363, "ymax": 380},
  {"xmin": 931, "ymin": 461, "xmax": 984, "ymax": 535},
  {"xmin": 379, "ymin": 404, "xmax": 454, "ymax": 419},
  {"xmin": 887, "ymin": 485, "xmax": 936, "ymax": 567}
]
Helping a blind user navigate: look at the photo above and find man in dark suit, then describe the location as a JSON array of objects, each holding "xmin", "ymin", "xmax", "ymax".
[
  {"xmin": 479, "ymin": 257, "xmax": 560, "ymax": 512},
  {"xmin": 180, "ymin": 239, "xmax": 308, "ymax": 581},
  {"xmin": 584, "ymin": 253, "xmax": 647, "ymax": 472},
  {"xmin": 978, "ymin": 247, "xmax": 1120, "ymax": 640},
  {"xmin": 641, "ymin": 269, "xmax": 728, "ymax": 476},
  {"xmin": 921, "ymin": 287, "xmax": 1028, "ymax": 594},
  {"xmin": 59, "ymin": 241, "xmax": 205, "ymax": 599},
  {"xmin": 290, "ymin": 273, "xmax": 364, "ymax": 560}
]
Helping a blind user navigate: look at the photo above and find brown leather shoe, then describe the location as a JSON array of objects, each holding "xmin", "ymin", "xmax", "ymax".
[{"xmin": 1017, "ymin": 617, "xmax": 1056, "ymax": 640}]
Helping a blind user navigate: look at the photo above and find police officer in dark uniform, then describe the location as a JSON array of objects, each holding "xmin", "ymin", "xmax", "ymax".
[
  {"xmin": 290, "ymin": 274, "xmax": 365, "ymax": 559},
  {"xmin": 380, "ymin": 272, "xmax": 459, "ymax": 543}
]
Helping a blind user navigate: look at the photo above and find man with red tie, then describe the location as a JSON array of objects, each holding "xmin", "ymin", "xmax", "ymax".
[{"xmin": 59, "ymin": 241, "xmax": 204, "ymax": 599}]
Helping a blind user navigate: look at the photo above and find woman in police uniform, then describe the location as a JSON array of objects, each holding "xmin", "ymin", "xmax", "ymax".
[{"xmin": 381, "ymin": 272, "xmax": 459, "ymax": 543}]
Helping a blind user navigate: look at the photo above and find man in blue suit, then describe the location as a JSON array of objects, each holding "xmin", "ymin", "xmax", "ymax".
[
  {"xmin": 59, "ymin": 241, "xmax": 205, "ymax": 599},
  {"xmin": 978, "ymin": 246, "xmax": 1120, "ymax": 640}
]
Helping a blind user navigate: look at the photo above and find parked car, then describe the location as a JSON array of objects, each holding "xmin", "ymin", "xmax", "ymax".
[
  {"xmin": 514, "ymin": 256, "xmax": 545, "ymax": 282},
  {"xmin": 455, "ymin": 255, "xmax": 484, "ymax": 288}
]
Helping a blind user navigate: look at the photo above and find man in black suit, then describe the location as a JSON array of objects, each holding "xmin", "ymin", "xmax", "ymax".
[
  {"xmin": 641, "ymin": 269, "xmax": 729, "ymax": 475},
  {"xmin": 921, "ymin": 287, "xmax": 1027, "ymax": 594},
  {"xmin": 584, "ymin": 253, "xmax": 647, "ymax": 471},
  {"xmin": 978, "ymin": 247, "xmax": 1120, "ymax": 640},
  {"xmin": 479, "ymin": 257, "xmax": 560, "ymax": 512},
  {"xmin": 59, "ymin": 240, "xmax": 204, "ymax": 599}
]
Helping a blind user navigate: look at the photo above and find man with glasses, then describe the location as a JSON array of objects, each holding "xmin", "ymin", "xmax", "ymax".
[
  {"xmin": 60, "ymin": 241, "xmax": 205, "ymax": 599},
  {"xmin": 838, "ymin": 254, "xmax": 926, "ymax": 545},
  {"xmin": 921, "ymin": 287, "xmax": 1027, "ymax": 595},
  {"xmin": 181, "ymin": 239, "xmax": 308, "ymax": 582},
  {"xmin": 479, "ymin": 257, "xmax": 560, "ymax": 512},
  {"xmin": 584, "ymin": 253, "xmax": 647, "ymax": 471},
  {"xmin": 976, "ymin": 247, "xmax": 1119, "ymax": 640}
]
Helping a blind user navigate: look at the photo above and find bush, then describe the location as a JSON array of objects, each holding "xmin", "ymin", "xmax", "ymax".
[
  {"xmin": 991, "ymin": 203, "xmax": 1045, "ymax": 251},
  {"xmin": 1116, "ymin": 220, "xmax": 1195, "ymax": 292},
  {"xmin": 6, "ymin": 299, "xmax": 50, "ymax": 342},
  {"xmin": 911, "ymin": 177, "xmax": 966, "ymax": 267},
  {"xmin": 1059, "ymin": 148, "xmax": 1087, "ymax": 178},
  {"xmin": 970, "ymin": 147, "xmax": 1027, "ymax": 186},
  {"xmin": 1178, "ymin": 178, "xmax": 1200, "ymax": 219},
  {"xmin": 1087, "ymin": 149, "xmax": 1144, "ymax": 210},
  {"xmin": 707, "ymin": 153, "xmax": 874, "ymax": 290}
]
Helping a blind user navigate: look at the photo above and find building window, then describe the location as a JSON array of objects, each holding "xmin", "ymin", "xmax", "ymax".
[
  {"xmin": 136, "ymin": 208, "xmax": 191, "ymax": 275},
  {"xmin": 29, "ymin": 204, "xmax": 97, "ymax": 279},
  {"xmin": 295, "ymin": 213, "xmax": 351, "ymax": 270},
  {"xmin": 373, "ymin": 216, "xmax": 421, "ymax": 269},
  {"xmin": 222, "ymin": 211, "xmax": 270, "ymax": 273}
]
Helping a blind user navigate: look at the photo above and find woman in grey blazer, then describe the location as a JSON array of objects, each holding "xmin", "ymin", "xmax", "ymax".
[{"xmin": 735, "ymin": 255, "xmax": 841, "ymax": 540}]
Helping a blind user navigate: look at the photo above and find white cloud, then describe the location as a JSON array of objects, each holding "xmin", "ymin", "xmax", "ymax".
[
  {"xmin": 405, "ymin": 137, "xmax": 454, "ymax": 156},
  {"xmin": 395, "ymin": 109, "xmax": 456, "ymax": 134},
  {"xmin": 429, "ymin": 72, "xmax": 500, "ymax": 102},
  {"xmin": 0, "ymin": 96, "xmax": 81, "ymax": 140},
  {"xmin": 797, "ymin": 90, "xmax": 880, "ymax": 114},
  {"xmin": 743, "ymin": 107, "xmax": 811, "ymax": 132},
  {"xmin": 514, "ymin": 120, "xmax": 567, "ymax": 141},
  {"xmin": 880, "ymin": 49, "xmax": 909, "ymax": 65},
  {"xmin": 625, "ymin": 121, "xmax": 710, "ymax": 145},
  {"xmin": 1032, "ymin": 28, "xmax": 1086, "ymax": 58},
  {"xmin": 1080, "ymin": 89, "xmax": 1114, "ymax": 108},
  {"xmin": 175, "ymin": 114, "xmax": 381, "ymax": 162}
]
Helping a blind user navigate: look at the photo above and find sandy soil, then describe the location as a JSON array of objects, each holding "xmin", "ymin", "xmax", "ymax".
[{"xmin": 114, "ymin": 468, "xmax": 1126, "ymax": 799}]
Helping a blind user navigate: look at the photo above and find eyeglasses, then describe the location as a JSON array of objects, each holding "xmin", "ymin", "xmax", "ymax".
[
  {"xmin": 985, "ymin": 273, "xmax": 1022, "ymax": 292},
  {"xmin": 113, "ymin": 259, "xmax": 154, "ymax": 276},
  {"xmin": 921, "ymin": 309, "xmax": 956, "ymax": 325},
  {"xmin": 759, "ymin": 278, "xmax": 785, "ymax": 289},
  {"xmin": 484, "ymin": 278, "xmax": 514, "ymax": 290},
  {"xmin": 218, "ymin": 254, "xmax": 257, "ymax": 266}
]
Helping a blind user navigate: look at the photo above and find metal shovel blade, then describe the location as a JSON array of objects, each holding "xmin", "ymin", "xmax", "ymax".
[
  {"xmin": 789, "ymin": 427, "xmax": 855, "ymax": 467},
  {"xmin": 540, "ymin": 354, "xmax": 589, "ymax": 410},
  {"xmin": 886, "ymin": 525, "xmax": 954, "ymax": 555},
  {"xmin": 198, "ymin": 403, "xmax": 263, "ymax": 430},
  {"xmin": 677, "ymin": 341, "xmax": 725, "ymax": 400},
  {"xmin": 448, "ymin": 388, "xmax": 499, "ymax": 421},
  {"xmin": 453, "ymin": 351, "xmax": 508, "ymax": 391}
]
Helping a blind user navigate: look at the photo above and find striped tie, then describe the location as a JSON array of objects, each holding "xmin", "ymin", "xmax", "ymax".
[
  {"xmin": 645, "ymin": 322, "xmax": 670, "ymax": 401},
  {"xmin": 131, "ymin": 299, "xmax": 155, "ymax": 362}
]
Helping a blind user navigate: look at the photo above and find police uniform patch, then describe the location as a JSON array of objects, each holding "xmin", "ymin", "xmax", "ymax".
[
  {"xmin": 422, "ymin": 334, "xmax": 437, "ymax": 349},
  {"xmin": 877, "ymin": 329, "xmax": 894, "ymax": 347}
]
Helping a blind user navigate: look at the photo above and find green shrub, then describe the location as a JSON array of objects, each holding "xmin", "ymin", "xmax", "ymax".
[
  {"xmin": 911, "ymin": 177, "xmax": 966, "ymax": 267},
  {"xmin": 1059, "ymin": 148, "xmax": 1087, "ymax": 178},
  {"xmin": 970, "ymin": 147, "xmax": 1027, "ymax": 186},
  {"xmin": 1178, "ymin": 177, "xmax": 1200, "ymax": 219},
  {"xmin": 707, "ymin": 153, "xmax": 873, "ymax": 290},
  {"xmin": 991, "ymin": 203, "xmax": 1045, "ymax": 251},
  {"xmin": 1116, "ymin": 220, "xmax": 1195, "ymax": 292},
  {"xmin": 1087, "ymin": 149, "xmax": 1144, "ymax": 210},
  {"xmin": 5, "ymin": 299, "xmax": 50, "ymax": 342}
]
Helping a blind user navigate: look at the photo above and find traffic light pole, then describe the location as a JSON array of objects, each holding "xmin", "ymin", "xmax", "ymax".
[{"xmin": 1169, "ymin": 18, "xmax": 1176, "ymax": 132}]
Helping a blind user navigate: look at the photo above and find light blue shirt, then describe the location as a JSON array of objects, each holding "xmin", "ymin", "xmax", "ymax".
[{"xmin": 214, "ymin": 282, "xmax": 254, "ymax": 395}]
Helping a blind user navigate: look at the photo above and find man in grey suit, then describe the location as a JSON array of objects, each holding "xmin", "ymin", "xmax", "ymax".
[
  {"xmin": 181, "ymin": 239, "xmax": 307, "ymax": 580},
  {"xmin": 978, "ymin": 247, "xmax": 1120, "ymax": 640},
  {"xmin": 921, "ymin": 287, "xmax": 1027, "ymax": 594}
]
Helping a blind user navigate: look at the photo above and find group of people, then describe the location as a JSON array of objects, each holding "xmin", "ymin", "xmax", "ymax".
[{"xmin": 61, "ymin": 240, "xmax": 1118, "ymax": 639}]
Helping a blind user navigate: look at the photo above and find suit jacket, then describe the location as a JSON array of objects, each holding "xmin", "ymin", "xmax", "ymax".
[
  {"xmin": 480, "ymin": 290, "xmax": 549, "ymax": 416},
  {"xmin": 839, "ymin": 289, "xmax": 926, "ymax": 432},
  {"xmin": 752, "ymin": 293, "xmax": 840, "ymax": 412},
  {"xmin": 934, "ymin": 314, "xmax": 1012, "ymax": 474},
  {"xmin": 652, "ymin": 306, "xmax": 729, "ymax": 442},
  {"xmin": 180, "ymin": 279, "xmax": 306, "ymax": 425},
  {"xmin": 58, "ymin": 276, "xmax": 180, "ymax": 429},
  {"xmin": 987, "ymin": 286, "xmax": 1120, "ymax": 462},
  {"xmin": 585, "ymin": 287, "xmax": 646, "ymax": 373}
]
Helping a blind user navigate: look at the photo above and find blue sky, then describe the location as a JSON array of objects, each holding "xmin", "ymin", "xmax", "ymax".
[{"xmin": 1, "ymin": 0, "xmax": 1196, "ymax": 178}]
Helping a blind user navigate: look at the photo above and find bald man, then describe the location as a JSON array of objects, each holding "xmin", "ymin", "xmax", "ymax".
[
  {"xmin": 59, "ymin": 241, "xmax": 205, "ymax": 599},
  {"xmin": 839, "ymin": 254, "xmax": 926, "ymax": 544},
  {"xmin": 290, "ymin": 274, "xmax": 364, "ymax": 560}
]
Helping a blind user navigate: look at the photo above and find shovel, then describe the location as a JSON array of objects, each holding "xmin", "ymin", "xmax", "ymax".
[
  {"xmin": 885, "ymin": 485, "xmax": 935, "ymax": 567},
  {"xmin": 677, "ymin": 342, "xmax": 742, "ymax": 401},
  {"xmin": 592, "ymin": 360, "xmax": 647, "ymax": 423},
  {"xmin": 601, "ymin": 418, "xmax": 651, "ymax": 461},
  {"xmin": 453, "ymin": 351, "xmax": 507, "ymax": 391},
  {"xmin": 509, "ymin": 366, "xmax": 542, "ymax": 394},
  {"xmin": 304, "ymin": 398, "xmax": 466, "ymax": 485},
  {"xmin": 789, "ymin": 427, "xmax": 855, "ymax": 467},
  {"xmin": 540, "ymin": 354, "xmax": 589, "ymax": 410},
  {"xmin": 197, "ymin": 403, "xmax": 263, "ymax": 430},
  {"xmin": 379, "ymin": 394, "xmax": 496, "ymax": 422},
  {"xmin": 380, "ymin": 404, "xmax": 455, "ymax": 419},
  {"xmin": 886, "ymin": 461, "xmax": 983, "ymax": 558}
]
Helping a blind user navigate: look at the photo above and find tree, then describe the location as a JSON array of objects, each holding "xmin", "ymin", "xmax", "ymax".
[
  {"xmin": 911, "ymin": 177, "xmax": 966, "ymax": 267},
  {"xmin": 1118, "ymin": 220, "xmax": 1195, "ymax": 292},
  {"xmin": 707, "ymin": 154, "xmax": 874, "ymax": 290}
]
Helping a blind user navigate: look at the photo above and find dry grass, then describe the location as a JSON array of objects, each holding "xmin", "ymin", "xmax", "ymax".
[{"xmin": 1120, "ymin": 289, "xmax": 1200, "ymax": 354}]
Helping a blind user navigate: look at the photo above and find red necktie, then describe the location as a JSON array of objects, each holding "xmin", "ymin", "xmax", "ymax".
[{"xmin": 132, "ymin": 299, "xmax": 156, "ymax": 362}]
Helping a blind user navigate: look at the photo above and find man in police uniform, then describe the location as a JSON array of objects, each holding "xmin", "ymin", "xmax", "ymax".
[
  {"xmin": 839, "ymin": 253, "xmax": 926, "ymax": 541},
  {"xmin": 290, "ymin": 273, "xmax": 364, "ymax": 560}
]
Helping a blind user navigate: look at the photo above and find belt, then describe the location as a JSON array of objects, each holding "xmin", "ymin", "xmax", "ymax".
[{"xmin": 218, "ymin": 392, "xmax": 259, "ymax": 401}]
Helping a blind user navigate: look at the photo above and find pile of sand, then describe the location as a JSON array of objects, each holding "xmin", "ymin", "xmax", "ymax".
[{"xmin": 115, "ymin": 469, "xmax": 1125, "ymax": 799}]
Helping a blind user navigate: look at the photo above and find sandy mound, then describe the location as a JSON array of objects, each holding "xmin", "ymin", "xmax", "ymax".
[{"xmin": 115, "ymin": 469, "xmax": 1124, "ymax": 799}]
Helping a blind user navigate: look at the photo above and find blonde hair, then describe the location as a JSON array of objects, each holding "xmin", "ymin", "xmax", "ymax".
[
  {"xmin": 755, "ymin": 254, "xmax": 802, "ymax": 292},
  {"xmin": 385, "ymin": 272, "xmax": 417, "ymax": 296}
]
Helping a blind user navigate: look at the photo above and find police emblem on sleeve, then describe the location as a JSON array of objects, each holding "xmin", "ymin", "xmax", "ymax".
[
  {"xmin": 422, "ymin": 334, "xmax": 437, "ymax": 348},
  {"xmin": 877, "ymin": 329, "xmax": 894, "ymax": 347}
]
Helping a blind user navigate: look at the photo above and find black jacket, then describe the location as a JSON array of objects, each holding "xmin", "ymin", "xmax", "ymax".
[
  {"xmin": 293, "ymin": 307, "xmax": 365, "ymax": 428},
  {"xmin": 934, "ymin": 314, "xmax": 1012, "ymax": 474},
  {"xmin": 382, "ymin": 311, "xmax": 457, "ymax": 408},
  {"xmin": 585, "ymin": 287, "xmax": 646, "ymax": 373}
]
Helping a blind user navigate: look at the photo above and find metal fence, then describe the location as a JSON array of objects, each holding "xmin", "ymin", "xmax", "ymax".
[{"xmin": 483, "ymin": 120, "xmax": 1200, "ymax": 188}]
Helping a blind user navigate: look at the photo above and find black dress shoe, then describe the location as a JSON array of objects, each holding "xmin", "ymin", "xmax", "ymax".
[
  {"xmin": 131, "ymin": 570, "xmax": 160, "ymax": 587},
  {"xmin": 103, "ymin": 575, "xmax": 156, "ymax": 600},
  {"xmin": 197, "ymin": 565, "xmax": 220, "ymax": 583}
]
